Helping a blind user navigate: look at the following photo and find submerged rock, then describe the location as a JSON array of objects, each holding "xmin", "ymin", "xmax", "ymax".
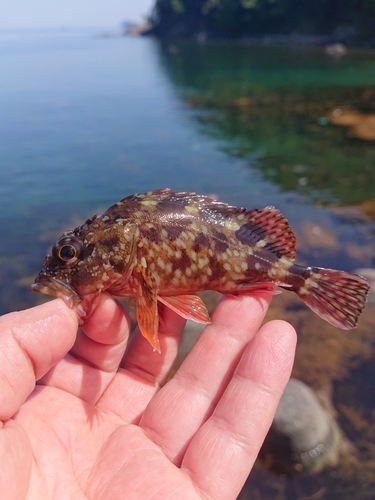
[
  {"xmin": 262, "ymin": 378, "xmax": 342, "ymax": 474},
  {"xmin": 324, "ymin": 43, "xmax": 347, "ymax": 57},
  {"xmin": 328, "ymin": 108, "xmax": 375, "ymax": 141}
]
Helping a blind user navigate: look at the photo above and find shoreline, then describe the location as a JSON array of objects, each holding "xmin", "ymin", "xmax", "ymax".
[{"xmin": 142, "ymin": 24, "xmax": 375, "ymax": 49}]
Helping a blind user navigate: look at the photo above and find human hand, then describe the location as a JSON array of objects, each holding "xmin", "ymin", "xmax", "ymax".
[{"xmin": 0, "ymin": 293, "xmax": 296, "ymax": 500}]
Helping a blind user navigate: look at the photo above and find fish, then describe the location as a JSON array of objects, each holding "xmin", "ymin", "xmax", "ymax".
[{"xmin": 31, "ymin": 188, "xmax": 370, "ymax": 352}]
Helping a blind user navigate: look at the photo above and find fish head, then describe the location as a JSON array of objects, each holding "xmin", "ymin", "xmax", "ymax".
[
  {"xmin": 31, "ymin": 231, "xmax": 97, "ymax": 309},
  {"xmin": 31, "ymin": 216, "xmax": 138, "ymax": 312}
]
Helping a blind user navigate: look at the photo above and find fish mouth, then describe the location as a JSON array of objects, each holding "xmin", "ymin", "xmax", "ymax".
[{"xmin": 30, "ymin": 276, "xmax": 82, "ymax": 309}]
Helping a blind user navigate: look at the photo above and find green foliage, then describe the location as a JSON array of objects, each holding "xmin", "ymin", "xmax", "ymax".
[
  {"xmin": 170, "ymin": 0, "xmax": 185, "ymax": 13},
  {"xmin": 241, "ymin": 0, "xmax": 258, "ymax": 9},
  {"xmin": 152, "ymin": 0, "xmax": 375, "ymax": 42}
]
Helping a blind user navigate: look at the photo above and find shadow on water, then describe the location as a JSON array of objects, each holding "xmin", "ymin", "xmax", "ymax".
[{"xmin": 156, "ymin": 41, "xmax": 375, "ymax": 499}]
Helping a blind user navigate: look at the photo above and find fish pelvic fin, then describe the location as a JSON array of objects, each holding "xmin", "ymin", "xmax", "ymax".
[
  {"xmin": 297, "ymin": 267, "xmax": 370, "ymax": 329},
  {"xmin": 157, "ymin": 294, "xmax": 211, "ymax": 324}
]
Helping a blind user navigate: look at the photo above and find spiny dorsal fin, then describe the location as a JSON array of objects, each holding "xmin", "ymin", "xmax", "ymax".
[
  {"xmin": 113, "ymin": 189, "xmax": 242, "ymax": 226},
  {"xmin": 114, "ymin": 190, "xmax": 297, "ymax": 259},
  {"xmin": 235, "ymin": 206, "xmax": 297, "ymax": 260}
]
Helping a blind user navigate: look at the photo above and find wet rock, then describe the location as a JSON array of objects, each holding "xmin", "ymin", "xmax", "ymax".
[
  {"xmin": 349, "ymin": 115, "xmax": 375, "ymax": 141},
  {"xmin": 296, "ymin": 219, "xmax": 338, "ymax": 253},
  {"xmin": 328, "ymin": 107, "xmax": 375, "ymax": 141},
  {"xmin": 328, "ymin": 107, "xmax": 365, "ymax": 126},
  {"xmin": 262, "ymin": 378, "xmax": 342, "ymax": 474},
  {"xmin": 324, "ymin": 43, "xmax": 347, "ymax": 57},
  {"xmin": 360, "ymin": 199, "xmax": 375, "ymax": 220},
  {"xmin": 232, "ymin": 97, "xmax": 254, "ymax": 107}
]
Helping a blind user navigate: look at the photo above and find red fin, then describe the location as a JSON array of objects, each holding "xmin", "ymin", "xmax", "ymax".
[
  {"xmin": 136, "ymin": 266, "xmax": 160, "ymax": 352},
  {"xmin": 235, "ymin": 207, "xmax": 297, "ymax": 260},
  {"xmin": 297, "ymin": 267, "xmax": 370, "ymax": 329},
  {"xmin": 157, "ymin": 294, "xmax": 211, "ymax": 324}
]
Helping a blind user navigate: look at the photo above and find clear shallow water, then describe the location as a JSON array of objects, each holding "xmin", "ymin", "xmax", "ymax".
[{"xmin": 1, "ymin": 29, "xmax": 375, "ymax": 499}]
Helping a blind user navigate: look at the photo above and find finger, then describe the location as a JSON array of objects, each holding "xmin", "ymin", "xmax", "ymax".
[
  {"xmin": 183, "ymin": 320, "xmax": 296, "ymax": 500},
  {"xmin": 0, "ymin": 299, "xmax": 78, "ymax": 420},
  {"xmin": 72, "ymin": 293, "xmax": 130, "ymax": 372},
  {"xmin": 95, "ymin": 303, "xmax": 186, "ymax": 422},
  {"xmin": 139, "ymin": 294, "xmax": 272, "ymax": 463},
  {"xmin": 40, "ymin": 294, "xmax": 131, "ymax": 405}
]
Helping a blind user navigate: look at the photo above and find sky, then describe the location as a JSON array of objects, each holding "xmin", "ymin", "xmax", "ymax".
[{"xmin": 1, "ymin": 0, "xmax": 155, "ymax": 30}]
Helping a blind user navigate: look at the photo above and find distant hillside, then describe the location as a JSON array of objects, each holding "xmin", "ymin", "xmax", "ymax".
[{"xmin": 148, "ymin": 0, "xmax": 375, "ymax": 45}]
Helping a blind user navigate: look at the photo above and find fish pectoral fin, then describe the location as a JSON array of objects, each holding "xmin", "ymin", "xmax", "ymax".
[
  {"xmin": 135, "ymin": 266, "xmax": 160, "ymax": 352},
  {"xmin": 157, "ymin": 294, "xmax": 211, "ymax": 324}
]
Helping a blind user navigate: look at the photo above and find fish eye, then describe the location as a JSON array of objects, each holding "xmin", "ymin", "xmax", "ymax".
[
  {"xmin": 59, "ymin": 245, "xmax": 77, "ymax": 260},
  {"xmin": 53, "ymin": 237, "xmax": 83, "ymax": 267}
]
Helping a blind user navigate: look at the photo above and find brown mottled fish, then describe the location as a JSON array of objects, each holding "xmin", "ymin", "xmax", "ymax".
[{"xmin": 31, "ymin": 189, "xmax": 370, "ymax": 351}]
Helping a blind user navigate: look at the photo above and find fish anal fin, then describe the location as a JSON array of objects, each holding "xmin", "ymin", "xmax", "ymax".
[
  {"xmin": 157, "ymin": 294, "xmax": 211, "ymax": 324},
  {"xmin": 227, "ymin": 281, "xmax": 291, "ymax": 297},
  {"xmin": 235, "ymin": 207, "xmax": 297, "ymax": 260},
  {"xmin": 135, "ymin": 266, "xmax": 160, "ymax": 352}
]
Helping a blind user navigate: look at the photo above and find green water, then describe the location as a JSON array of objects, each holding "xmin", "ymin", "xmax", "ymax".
[{"xmin": 159, "ymin": 41, "xmax": 375, "ymax": 205}]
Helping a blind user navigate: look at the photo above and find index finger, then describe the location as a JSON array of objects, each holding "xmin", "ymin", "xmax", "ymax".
[{"xmin": 0, "ymin": 299, "xmax": 78, "ymax": 420}]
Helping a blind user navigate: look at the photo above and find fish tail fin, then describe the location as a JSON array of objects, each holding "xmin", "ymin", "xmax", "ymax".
[{"xmin": 296, "ymin": 267, "xmax": 369, "ymax": 329}]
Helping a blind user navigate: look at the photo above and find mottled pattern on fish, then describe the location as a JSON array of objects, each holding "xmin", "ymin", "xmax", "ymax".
[{"xmin": 31, "ymin": 189, "xmax": 370, "ymax": 351}]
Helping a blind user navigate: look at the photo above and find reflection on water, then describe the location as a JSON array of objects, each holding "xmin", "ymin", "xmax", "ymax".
[
  {"xmin": 1, "ymin": 32, "xmax": 375, "ymax": 500},
  {"xmin": 158, "ymin": 41, "xmax": 375, "ymax": 205}
]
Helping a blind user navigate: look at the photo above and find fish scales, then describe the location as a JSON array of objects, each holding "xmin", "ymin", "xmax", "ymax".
[{"xmin": 31, "ymin": 188, "xmax": 370, "ymax": 352}]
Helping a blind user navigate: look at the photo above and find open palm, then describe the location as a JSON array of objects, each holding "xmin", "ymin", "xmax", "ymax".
[{"xmin": 0, "ymin": 293, "xmax": 295, "ymax": 500}]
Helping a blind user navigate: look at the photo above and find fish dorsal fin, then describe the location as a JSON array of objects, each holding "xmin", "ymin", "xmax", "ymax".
[
  {"xmin": 235, "ymin": 206, "xmax": 297, "ymax": 260},
  {"xmin": 113, "ymin": 190, "xmax": 296, "ymax": 259}
]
